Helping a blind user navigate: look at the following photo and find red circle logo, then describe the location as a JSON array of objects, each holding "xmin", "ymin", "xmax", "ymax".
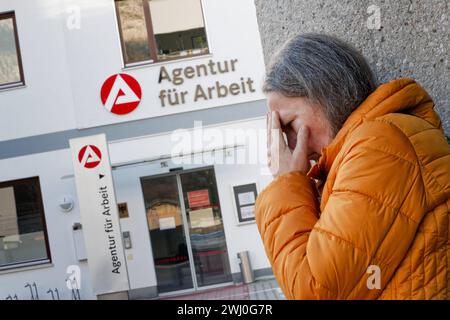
[
  {"xmin": 100, "ymin": 73, "xmax": 142, "ymax": 115},
  {"xmin": 78, "ymin": 145, "xmax": 102, "ymax": 169}
]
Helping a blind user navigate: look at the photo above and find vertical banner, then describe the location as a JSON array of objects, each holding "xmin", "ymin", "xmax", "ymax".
[{"xmin": 69, "ymin": 134, "xmax": 129, "ymax": 295}]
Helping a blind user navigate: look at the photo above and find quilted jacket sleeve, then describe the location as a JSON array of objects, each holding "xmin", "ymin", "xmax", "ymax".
[{"xmin": 255, "ymin": 120, "xmax": 424, "ymax": 299}]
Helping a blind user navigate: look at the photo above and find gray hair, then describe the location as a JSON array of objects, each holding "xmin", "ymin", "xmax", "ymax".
[{"xmin": 263, "ymin": 33, "xmax": 378, "ymax": 136}]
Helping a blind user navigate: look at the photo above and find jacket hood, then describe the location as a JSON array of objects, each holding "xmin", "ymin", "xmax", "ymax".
[{"xmin": 309, "ymin": 78, "xmax": 441, "ymax": 181}]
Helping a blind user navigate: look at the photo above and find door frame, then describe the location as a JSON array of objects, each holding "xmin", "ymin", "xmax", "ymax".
[
  {"xmin": 175, "ymin": 172, "xmax": 198, "ymax": 290},
  {"xmin": 140, "ymin": 166, "xmax": 233, "ymax": 296}
]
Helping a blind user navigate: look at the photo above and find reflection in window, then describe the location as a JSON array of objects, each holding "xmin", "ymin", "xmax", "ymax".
[
  {"xmin": 0, "ymin": 177, "xmax": 50, "ymax": 269},
  {"xmin": 149, "ymin": 0, "xmax": 209, "ymax": 61},
  {"xmin": 0, "ymin": 12, "xmax": 23, "ymax": 87},
  {"xmin": 180, "ymin": 169, "xmax": 232, "ymax": 287},
  {"xmin": 115, "ymin": 0, "xmax": 209, "ymax": 66},
  {"xmin": 116, "ymin": 0, "xmax": 152, "ymax": 64},
  {"xmin": 141, "ymin": 175, "xmax": 194, "ymax": 293}
]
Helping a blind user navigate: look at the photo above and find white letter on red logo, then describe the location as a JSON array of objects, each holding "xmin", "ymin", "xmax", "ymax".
[
  {"xmin": 100, "ymin": 73, "xmax": 142, "ymax": 115},
  {"xmin": 78, "ymin": 145, "xmax": 102, "ymax": 169}
]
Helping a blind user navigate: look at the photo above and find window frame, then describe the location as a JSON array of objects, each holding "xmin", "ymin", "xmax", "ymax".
[
  {"xmin": 0, "ymin": 176, "xmax": 52, "ymax": 271},
  {"xmin": 114, "ymin": 0, "xmax": 211, "ymax": 67},
  {"xmin": 230, "ymin": 181, "xmax": 259, "ymax": 226},
  {"xmin": 0, "ymin": 11, "xmax": 25, "ymax": 90}
]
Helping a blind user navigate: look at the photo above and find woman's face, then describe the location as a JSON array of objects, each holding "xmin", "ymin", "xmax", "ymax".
[{"xmin": 267, "ymin": 92, "xmax": 334, "ymax": 161}]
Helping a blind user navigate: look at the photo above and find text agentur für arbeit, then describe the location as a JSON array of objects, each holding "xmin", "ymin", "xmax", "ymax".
[
  {"xmin": 99, "ymin": 185, "xmax": 122, "ymax": 275},
  {"xmin": 158, "ymin": 58, "xmax": 256, "ymax": 107}
]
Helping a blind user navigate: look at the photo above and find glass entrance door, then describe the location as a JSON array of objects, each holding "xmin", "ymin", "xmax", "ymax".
[
  {"xmin": 140, "ymin": 167, "xmax": 232, "ymax": 294},
  {"xmin": 141, "ymin": 174, "xmax": 193, "ymax": 293},
  {"xmin": 180, "ymin": 168, "xmax": 233, "ymax": 287}
]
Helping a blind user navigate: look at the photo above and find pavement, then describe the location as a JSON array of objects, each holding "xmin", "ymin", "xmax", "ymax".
[{"xmin": 159, "ymin": 277, "xmax": 286, "ymax": 300}]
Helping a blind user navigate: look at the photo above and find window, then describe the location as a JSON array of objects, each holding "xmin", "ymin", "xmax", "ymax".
[
  {"xmin": 115, "ymin": 0, "xmax": 209, "ymax": 66},
  {"xmin": 0, "ymin": 177, "xmax": 51, "ymax": 270},
  {"xmin": 0, "ymin": 12, "xmax": 24, "ymax": 88}
]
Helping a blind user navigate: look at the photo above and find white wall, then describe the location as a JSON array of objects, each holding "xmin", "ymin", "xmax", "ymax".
[{"xmin": 0, "ymin": 0, "xmax": 76, "ymax": 141}]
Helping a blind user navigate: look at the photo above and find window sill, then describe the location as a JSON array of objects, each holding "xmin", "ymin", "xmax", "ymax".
[
  {"xmin": 122, "ymin": 53, "xmax": 214, "ymax": 71},
  {"xmin": 0, "ymin": 82, "xmax": 26, "ymax": 93},
  {"xmin": 0, "ymin": 260, "xmax": 53, "ymax": 275}
]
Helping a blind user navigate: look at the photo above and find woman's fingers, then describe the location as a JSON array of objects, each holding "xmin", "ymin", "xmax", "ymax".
[
  {"xmin": 270, "ymin": 111, "xmax": 286, "ymax": 149},
  {"xmin": 293, "ymin": 125, "xmax": 309, "ymax": 154},
  {"xmin": 266, "ymin": 112, "xmax": 311, "ymax": 177},
  {"xmin": 266, "ymin": 112, "xmax": 271, "ymax": 153},
  {"xmin": 269, "ymin": 111, "xmax": 287, "ymax": 175},
  {"xmin": 270, "ymin": 110, "xmax": 281, "ymax": 130},
  {"xmin": 292, "ymin": 124, "xmax": 311, "ymax": 172}
]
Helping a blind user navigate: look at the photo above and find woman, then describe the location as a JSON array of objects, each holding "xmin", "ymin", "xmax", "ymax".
[{"xmin": 255, "ymin": 33, "xmax": 450, "ymax": 299}]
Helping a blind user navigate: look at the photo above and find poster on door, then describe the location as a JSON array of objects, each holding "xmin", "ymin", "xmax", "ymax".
[
  {"xmin": 69, "ymin": 134, "xmax": 130, "ymax": 296},
  {"xmin": 187, "ymin": 189, "xmax": 210, "ymax": 208}
]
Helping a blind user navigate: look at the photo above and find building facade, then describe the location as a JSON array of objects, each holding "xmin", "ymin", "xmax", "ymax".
[{"xmin": 0, "ymin": 0, "xmax": 273, "ymax": 300}]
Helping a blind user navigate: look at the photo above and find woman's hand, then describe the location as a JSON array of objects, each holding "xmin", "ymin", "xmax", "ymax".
[{"xmin": 267, "ymin": 111, "xmax": 310, "ymax": 177}]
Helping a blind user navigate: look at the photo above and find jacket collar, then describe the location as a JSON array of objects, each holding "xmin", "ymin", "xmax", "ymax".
[{"xmin": 308, "ymin": 78, "xmax": 439, "ymax": 181}]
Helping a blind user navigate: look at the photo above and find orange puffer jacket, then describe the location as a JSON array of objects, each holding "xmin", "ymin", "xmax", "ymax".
[{"xmin": 255, "ymin": 78, "xmax": 450, "ymax": 299}]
